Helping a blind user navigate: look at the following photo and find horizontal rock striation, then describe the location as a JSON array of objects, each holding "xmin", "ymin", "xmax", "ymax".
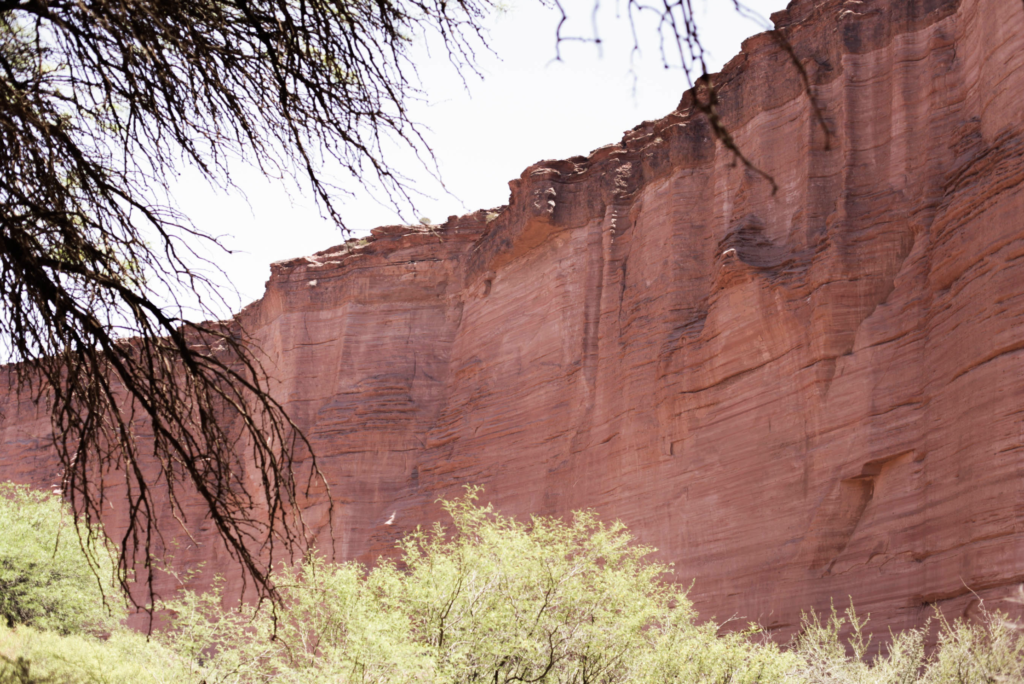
[{"xmin": 3, "ymin": 0, "xmax": 1024, "ymax": 639}]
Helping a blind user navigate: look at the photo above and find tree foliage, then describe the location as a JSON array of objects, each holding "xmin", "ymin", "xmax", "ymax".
[
  {"xmin": 156, "ymin": 488, "xmax": 796, "ymax": 683},
  {"xmin": 2, "ymin": 487, "xmax": 1024, "ymax": 683}
]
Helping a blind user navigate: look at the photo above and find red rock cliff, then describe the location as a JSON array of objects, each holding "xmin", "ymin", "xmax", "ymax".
[{"xmin": 4, "ymin": 0, "xmax": 1024, "ymax": 639}]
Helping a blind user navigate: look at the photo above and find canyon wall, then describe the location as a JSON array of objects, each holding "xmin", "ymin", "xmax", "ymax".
[{"xmin": 4, "ymin": 0, "xmax": 1024, "ymax": 639}]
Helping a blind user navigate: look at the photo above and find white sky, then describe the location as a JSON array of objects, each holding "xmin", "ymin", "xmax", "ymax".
[{"xmin": 173, "ymin": 0, "xmax": 786, "ymax": 310}]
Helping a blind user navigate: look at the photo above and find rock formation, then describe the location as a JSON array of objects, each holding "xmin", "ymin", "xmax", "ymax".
[{"xmin": 3, "ymin": 0, "xmax": 1024, "ymax": 641}]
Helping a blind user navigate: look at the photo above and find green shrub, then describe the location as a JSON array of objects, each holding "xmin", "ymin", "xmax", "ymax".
[
  {"xmin": 157, "ymin": 488, "xmax": 799, "ymax": 683},
  {"xmin": 0, "ymin": 626, "xmax": 174, "ymax": 684},
  {"xmin": 0, "ymin": 484, "xmax": 122, "ymax": 635},
  {"xmin": 154, "ymin": 489, "xmax": 1024, "ymax": 684},
  {"xmin": 2, "ymin": 481, "xmax": 1024, "ymax": 684},
  {"xmin": 791, "ymin": 601, "xmax": 1024, "ymax": 684}
]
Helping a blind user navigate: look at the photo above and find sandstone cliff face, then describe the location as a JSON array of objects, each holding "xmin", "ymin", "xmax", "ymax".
[{"xmin": 3, "ymin": 0, "xmax": 1024, "ymax": 639}]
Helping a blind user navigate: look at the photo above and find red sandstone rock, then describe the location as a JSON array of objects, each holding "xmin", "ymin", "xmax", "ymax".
[{"xmin": 3, "ymin": 0, "xmax": 1024, "ymax": 642}]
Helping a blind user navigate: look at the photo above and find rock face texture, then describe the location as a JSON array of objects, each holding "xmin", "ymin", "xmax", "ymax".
[{"xmin": 3, "ymin": 0, "xmax": 1024, "ymax": 640}]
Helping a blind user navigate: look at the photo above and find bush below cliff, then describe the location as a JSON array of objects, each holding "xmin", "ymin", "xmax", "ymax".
[{"xmin": 1, "ymin": 484, "xmax": 1022, "ymax": 683}]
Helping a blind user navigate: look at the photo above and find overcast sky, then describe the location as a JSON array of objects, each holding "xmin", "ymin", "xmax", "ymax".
[{"xmin": 173, "ymin": 0, "xmax": 786, "ymax": 310}]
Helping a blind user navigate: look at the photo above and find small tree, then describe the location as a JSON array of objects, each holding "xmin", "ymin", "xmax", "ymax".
[{"xmin": 160, "ymin": 489, "xmax": 797, "ymax": 683}]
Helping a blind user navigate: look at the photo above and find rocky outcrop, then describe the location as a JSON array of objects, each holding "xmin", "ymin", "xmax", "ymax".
[{"xmin": 3, "ymin": 0, "xmax": 1024, "ymax": 641}]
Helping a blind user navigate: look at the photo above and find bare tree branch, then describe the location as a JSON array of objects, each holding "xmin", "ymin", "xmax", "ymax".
[{"xmin": 0, "ymin": 0, "xmax": 494, "ymax": 619}]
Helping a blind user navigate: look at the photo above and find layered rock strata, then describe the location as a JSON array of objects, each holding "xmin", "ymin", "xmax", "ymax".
[{"xmin": 3, "ymin": 0, "xmax": 1024, "ymax": 640}]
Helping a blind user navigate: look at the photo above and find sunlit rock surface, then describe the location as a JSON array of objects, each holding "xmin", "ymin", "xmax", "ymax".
[{"xmin": 3, "ymin": 0, "xmax": 1024, "ymax": 639}]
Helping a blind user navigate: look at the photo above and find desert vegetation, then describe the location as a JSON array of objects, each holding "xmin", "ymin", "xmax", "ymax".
[{"xmin": 0, "ymin": 483, "xmax": 1021, "ymax": 684}]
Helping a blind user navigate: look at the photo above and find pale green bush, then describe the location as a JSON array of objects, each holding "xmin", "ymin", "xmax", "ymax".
[
  {"xmin": 0, "ymin": 626, "xmax": 179, "ymax": 684},
  {"xmin": 3, "ymin": 481, "xmax": 1024, "ymax": 684},
  {"xmin": 0, "ymin": 483, "xmax": 122, "ymax": 635},
  {"xmin": 921, "ymin": 613, "xmax": 1024, "ymax": 683},
  {"xmin": 155, "ymin": 488, "xmax": 799, "ymax": 684},
  {"xmin": 791, "ymin": 601, "xmax": 1024, "ymax": 684}
]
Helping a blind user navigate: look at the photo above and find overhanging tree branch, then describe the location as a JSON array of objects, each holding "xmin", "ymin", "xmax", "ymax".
[{"xmin": 0, "ymin": 0, "xmax": 494, "ymax": 617}]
